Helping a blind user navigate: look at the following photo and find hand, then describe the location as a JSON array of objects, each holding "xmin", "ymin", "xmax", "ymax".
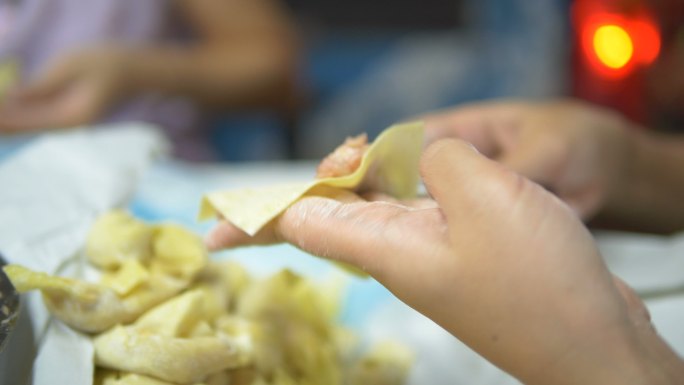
[
  {"xmin": 206, "ymin": 139, "xmax": 683, "ymax": 384},
  {"xmin": 0, "ymin": 48, "xmax": 131, "ymax": 133},
  {"xmin": 422, "ymin": 100, "xmax": 635, "ymax": 220}
]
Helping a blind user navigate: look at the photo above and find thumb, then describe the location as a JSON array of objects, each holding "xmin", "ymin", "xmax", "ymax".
[{"xmin": 420, "ymin": 138, "xmax": 533, "ymax": 227}]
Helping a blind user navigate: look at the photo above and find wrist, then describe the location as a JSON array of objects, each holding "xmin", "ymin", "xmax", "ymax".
[
  {"xmin": 622, "ymin": 325, "xmax": 684, "ymax": 385},
  {"xmin": 522, "ymin": 319, "xmax": 683, "ymax": 385},
  {"xmin": 577, "ymin": 320, "xmax": 684, "ymax": 385}
]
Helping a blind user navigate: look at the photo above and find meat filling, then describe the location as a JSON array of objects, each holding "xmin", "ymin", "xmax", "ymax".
[{"xmin": 315, "ymin": 134, "xmax": 369, "ymax": 178}]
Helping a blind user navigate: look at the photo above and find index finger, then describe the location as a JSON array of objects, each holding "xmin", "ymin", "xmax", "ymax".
[
  {"xmin": 205, "ymin": 195, "xmax": 448, "ymax": 277},
  {"xmin": 421, "ymin": 100, "xmax": 529, "ymax": 157}
]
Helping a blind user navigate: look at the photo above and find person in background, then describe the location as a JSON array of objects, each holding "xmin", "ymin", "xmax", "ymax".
[
  {"xmin": 206, "ymin": 99, "xmax": 684, "ymax": 384},
  {"xmin": 0, "ymin": 0, "xmax": 298, "ymax": 161}
]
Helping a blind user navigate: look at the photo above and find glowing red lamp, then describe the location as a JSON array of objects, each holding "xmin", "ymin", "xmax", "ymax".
[
  {"xmin": 571, "ymin": 0, "xmax": 666, "ymax": 123},
  {"xmin": 576, "ymin": 8, "xmax": 660, "ymax": 79}
]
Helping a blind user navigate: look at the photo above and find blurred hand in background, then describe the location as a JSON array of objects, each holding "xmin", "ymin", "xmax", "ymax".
[
  {"xmin": 423, "ymin": 99, "xmax": 684, "ymax": 233},
  {"xmin": 423, "ymin": 100, "xmax": 632, "ymax": 220},
  {"xmin": 0, "ymin": 48, "xmax": 130, "ymax": 132},
  {"xmin": 0, "ymin": 0, "xmax": 298, "ymax": 135}
]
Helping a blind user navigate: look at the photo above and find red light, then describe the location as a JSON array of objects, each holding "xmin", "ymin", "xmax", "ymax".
[
  {"xmin": 593, "ymin": 24, "xmax": 634, "ymax": 70},
  {"xmin": 574, "ymin": 5, "xmax": 661, "ymax": 79},
  {"xmin": 631, "ymin": 20, "xmax": 661, "ymax": 65},
  {"xmin": 579, "ymin": 14, "xmax": 633, "ymax": 78}
]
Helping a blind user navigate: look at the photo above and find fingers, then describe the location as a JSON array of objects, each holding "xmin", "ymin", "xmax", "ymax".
[
  {"xmin": 0, "ymin": 104, "xmax": 61, "ymax": 133},
  {"xmin": 14, "ymin": 56, "xmax": 79, "ymax": 102},
  {"xmin": 205, "ymin": 219, "xmax": 277, "ymax": 250},
  {"xmin": 562, "ymin": 188, "xmax": 603, "ymax": 220},
  {"xmin": 361, "ymin": 191, "xmax": 438, "ymax": 209},
  {"xmin": 205, "ymin": 188, "xmax": 436, "ymax": 253},
  {"xmin": 0, "ymin": 80, "xmax": 106, "ymax": 133},
  {"xmin": 0, "ymin": 99, "xmax": 80, "ymax": 133},
  {"xmin": 206, "ymin": 197, "xmax": 400, "ymax": 263},
  {"xmin": 421, "ymin": 100, "xmax": 528, "ymax": 156},
  {"xmin": 423, "ymin": 100, "xmax": 568, "ymax": 192},
  {"xmin": 206, "ymin": 196, "xmax": 448, "ymax": 275},
  {"xmin": 496, "ymin": 136, "xmax": 559, "ymax": 188},
  {"xmin": 0, "ymin": 59, "xmax": 81, "ymax": 133},
  {"xmin": 420, "ymin": 138, "xmax": 523, "ymax": 224},
  {"xmin": 277, "ymin": 197, "xmax": 448, "ymax": 274},
  {"xmin": 207, "ymin": 138, "xmax": 526, "ymax": 272},
  {"xmin": 204, "ymin": 186, "xmax": 364, "ymax": 251}
]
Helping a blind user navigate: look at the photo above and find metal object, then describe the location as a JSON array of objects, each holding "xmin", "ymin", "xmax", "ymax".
[{"xmin": 0, "ymin": 254, "xmax": 19, "ymax": 353}]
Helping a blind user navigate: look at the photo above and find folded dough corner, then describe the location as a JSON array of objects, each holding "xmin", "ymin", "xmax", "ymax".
[{"xmin": 199, "ymin": 121, "xmax": 424, "ymax": 236}]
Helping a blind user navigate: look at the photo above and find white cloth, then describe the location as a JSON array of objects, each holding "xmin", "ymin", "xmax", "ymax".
[{"xmin": 0, "ymin": 124, "xmax": 167, "ymax": 385}]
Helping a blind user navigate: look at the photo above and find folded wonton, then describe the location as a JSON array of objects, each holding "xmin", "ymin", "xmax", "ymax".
[{"xmin": 2, "ymin": 211, "xmax": 208, "ymax": 333}]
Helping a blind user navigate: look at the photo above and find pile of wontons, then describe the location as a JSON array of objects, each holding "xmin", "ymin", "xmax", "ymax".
[{"xmin": 3, "ymin": 210, "xmax": 411, "ymax": 385}]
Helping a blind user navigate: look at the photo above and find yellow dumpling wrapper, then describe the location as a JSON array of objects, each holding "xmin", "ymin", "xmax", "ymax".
[
  {"xmin": 151, "ymin": 223, "xmax": 207, "ymax": 281},
  {"xmin": 96, "ymin": 370, "xmax": 177, "ymax": 385},
  {"xmin": 85, "ymin": 210, "xmax": 154, "ymax": 270},
  {"xmin": 198, "ymin": 121, "xmax": 424, "ymax": 236},
  {"xmin": 3, "ymin": 264, "xmax": 104, "ymax": 303},
  {"xmin": 3, "ymin": 264, "xmax": 187, "ymax": 333},
  {"xmin": 94, "ymin": 325, "xmax": 250, "ymax": 384},
  {"xmin": 101, "ymin": 259, "xmax": 150, "ymax": 296},
  {"xmin": 348, "ymin": 341, "xmax": 414, "ymax": 385},
  {"xmin": 133, "ymin": 289, "xmax": 205, "ymax": 338}
]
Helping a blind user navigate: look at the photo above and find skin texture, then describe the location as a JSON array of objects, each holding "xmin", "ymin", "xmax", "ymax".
[
  {"xmin": 206, "ymin": 100, "xmax": 684, "ymax": 384},
  {"xmin": 0, "ymin": 0, "xmax": 298, "ymax": 133}
]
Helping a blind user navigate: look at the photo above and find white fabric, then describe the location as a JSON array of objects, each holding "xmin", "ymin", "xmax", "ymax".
[{"xmin": 0, "ymin": 124, "xmax": 167, "ymax": 385}]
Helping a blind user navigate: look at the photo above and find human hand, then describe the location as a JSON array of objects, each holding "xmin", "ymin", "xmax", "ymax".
[
  {"xmin": 0, "ymin": 48, "xmax": 131, "ymax": 133},
  {"xmin": 422, "ymin": 100, "xmax": 635, "ymax": 220},
  {"xmin": 206, "ymin": 139, "xmax": 683, "ymax": 384}
]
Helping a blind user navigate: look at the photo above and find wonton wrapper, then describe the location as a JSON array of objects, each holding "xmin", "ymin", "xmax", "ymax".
[
  {"xmin": 198, "ymin": 122, "xmax": 424, "ymax": 236},
  {"xmin": 95, "ymin": 370, "xmax": 177, "ymax": 385},
  {"xmin": 151, "ymin": 224, "xmax": 207, "ymax": 281},
  {"xmin": 3, "ymin": 264, "xmax": 187, "ymax": 333},
  {"xmin": 85, "ymin": 210, "xmax": 155, "ymax": 270},
  {"xmin": 94, "ymin": 325, "xmax": 248, "ymax": 384},
  {"xmin": 101, "ymin": 259, "xmax": 150, "ymax": 296},
  {"xmin": 348, "ymin": 341, "xmax": 414, "ymax": 385},
  {"xmin": 234, "ymin": 270, "xmax": 345, "ymax": 383},
  {"xmin": 2, "ymin": 213, "xmax": 209, "ymax": 333},
  {"xmin": 94, "ymin": 290, "xmax": 252, "ymax": 383},
  {"xmin": 5, "ymin": 208, "xmax": 414, "ymax": 385},
  {"xmin": 133, "ymin": 289, "xmax": 207, "ymax": 338},
  {"xmin": 93, "ymin": 289, "xmax": 252, "ymax": 384}
]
